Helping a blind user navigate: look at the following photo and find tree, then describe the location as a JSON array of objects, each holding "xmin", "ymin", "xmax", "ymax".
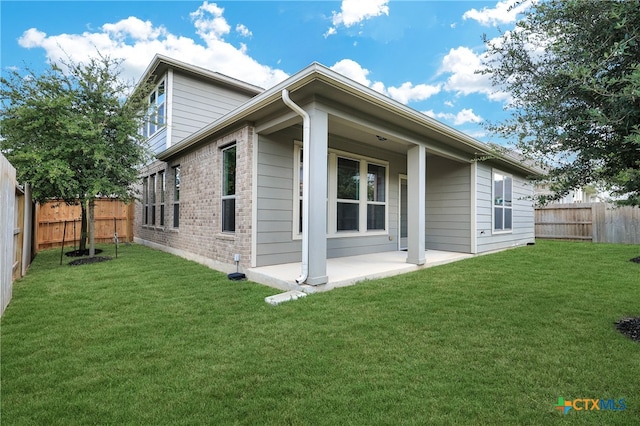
[
  {"xmin": 1, "ymin": 55, "xmax": 153, "ymax": 256},
  {"xmin": 481, "ymin": 0, "xmax": 640, "ymax": 205}
]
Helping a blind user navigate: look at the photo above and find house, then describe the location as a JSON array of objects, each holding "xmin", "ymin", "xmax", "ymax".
[
  {"xmin": 535, "ymin": 183, "xmax": 610, "ymax": 204},
  {"xmin": 134, "ymin": 54, "xmax": 540, "ymax": 289}
]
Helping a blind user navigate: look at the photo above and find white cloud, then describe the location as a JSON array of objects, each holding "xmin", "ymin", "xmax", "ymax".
[
  {"xmin": 423, "ymin": 108, "xmax": 483, "ymax": 125},
  {"xmin": 386, "ymin": 82, "xmax": 441, "ymax": 104},
  {"xmin": 102, "ymin": 16, "xmax": 166, "ymax": 41},
  {"xmin": 330, "ymin": 59, "xmax": 440, "ymax": 104},
  {"xmin": 324, "ymin": 27, "xmax": 337, "ymax": 38},
  {"xmin": 462, "ymin": 0, "xmax": 533, "ymax": 27},
  {"xmin": 235, "ymin": 24, "xmax": 252, "ymax": 38},
  {"xmin": 371, "ymin": 81, "xmax": 385, "ymax": 94},
  {"xmin": 190, "ymin": 1, "xmax": 230, "ymax": 42},
  {"xmin": 16, "ymin": 1, "xmax": 288, "ymax": 89},
  {"xmin": 325, "ymin": 0, "xmax": 389, "ymax": 37},
  {"xmin": 439, "ymin": 46, "xmax": 509, "ymax": 102},
  {"xmin": 331, "ymin": 59, "xmax": 372, "ymax": 86}
]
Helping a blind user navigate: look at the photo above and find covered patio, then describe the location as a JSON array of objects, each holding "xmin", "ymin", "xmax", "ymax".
[{"xmin": 247, "ymin": 249, "xmax": 474, "ymax": 293}]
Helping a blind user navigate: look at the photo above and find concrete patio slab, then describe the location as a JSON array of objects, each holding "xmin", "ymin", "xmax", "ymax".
[{"xmin": 247, "ymin": 250, "xmax": 474, "ymax": 294}]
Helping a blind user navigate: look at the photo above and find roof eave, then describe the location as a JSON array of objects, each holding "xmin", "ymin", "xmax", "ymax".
[
  {"xmin": 156, "ymin": 62, "xmax": 543, "ymax": 177},
  {"xmin": 157, "ymin": 64, "xmax": 322, "ymax": 161},
  {"xmin": 135, "ymin": 53, "xmax": 264, "ymax": 95}
]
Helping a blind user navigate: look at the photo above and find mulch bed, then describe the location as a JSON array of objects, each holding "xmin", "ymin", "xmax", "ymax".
[
  {"xmin": 66, "ymin": 249, "xmax": 103, "ymax": 257},
  {"xmin": 68, "ymin": 256, "xmax": 112, "ymax": 266},
  {"xmin": 615, "ymin": 317, "xmax": 640, "ymax": 342}
]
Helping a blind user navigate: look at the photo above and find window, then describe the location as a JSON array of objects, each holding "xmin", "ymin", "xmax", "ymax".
[
  {"xmin": 150, "ymin": 174, "xmax": 156, "ymax": 225},
  {"xmin": 294, "ymin": 147, "xmax": 388, "ymax": 236},
  {"xmin": 336, "ymin": 157, "xmax": 360, "ymax": 231},
  {"xmin": 293, "ymin": 144, "xmax": 304, "ymax": 235},
  {"xmin": 143, "ymin": 177, "xmax": 149, "ymax": 225},
  {"xmin": 222, "ymin": 145, "xmax": 236, "ymax": 233},
  {"xmin": 333, "ymin": 153, "xmax": 387, "ymax": 234},
  {"xmin": 173, "ymin": 166, "xmax": 180, "ymax": 228},
  {"xmin": 493, "ymin": 171, "xmax": 513, "ymax": 232},
  {"xmin": 367, "ymin": 163, "xmax": 386, "ymax": 230},
  {"xmin": 142, "ymin": 80, "xmax": 166, "ymax": 138},
  {"xmin": 158, "ymin": 171, "xmax": 165, "ymax": 226}
]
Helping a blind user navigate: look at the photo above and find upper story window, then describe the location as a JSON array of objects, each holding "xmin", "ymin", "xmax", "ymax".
[
  {"xmin": 493, "ymin": 170, "xmax": 513, "ymax": 232},
  {"xmin": 142, "ymin": 80, "xmax": 166, "ymax": 138}
]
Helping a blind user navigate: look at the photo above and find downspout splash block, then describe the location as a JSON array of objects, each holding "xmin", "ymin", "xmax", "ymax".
[{"xmin": 265, "ymin": 290, "xmax": 307, "ymax": 306}]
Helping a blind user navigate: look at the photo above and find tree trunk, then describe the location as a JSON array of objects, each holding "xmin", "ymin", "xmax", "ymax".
[
  {"xmin": 88, "ymin": 199, "xmax": 96, "ymax": 258},
  {"xmin": 79, "ymin": 202, "xmax": 88, "ymax": 253}
]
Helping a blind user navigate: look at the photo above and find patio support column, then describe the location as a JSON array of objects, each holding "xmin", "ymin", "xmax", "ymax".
[
  {"xmin": 305, "ymin": 106, "xmax": 328, "ymax": 285},
  {"xmin": 406, "ymin": 144, "xmax": 426, "ymax": 265}
]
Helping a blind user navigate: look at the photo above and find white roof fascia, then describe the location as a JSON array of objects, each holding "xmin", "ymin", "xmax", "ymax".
[
  {"xmin": 157, "ymin": 64, "xmax": 321, "ymax": 160},
  {"xmin": 156, "ymin": 62, "xmax": 542, "ymax": 177},
  {"xmin": 136, "ymin": 54, "xmax": 264, "ymax": 95}
]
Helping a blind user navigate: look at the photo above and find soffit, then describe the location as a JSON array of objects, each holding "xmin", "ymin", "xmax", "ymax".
[{"xmin": 157, "ymin": 64, "xmax": 542, "ymax": 176}]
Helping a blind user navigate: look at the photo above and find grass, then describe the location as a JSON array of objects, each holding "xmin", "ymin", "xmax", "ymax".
[{"xmin": 1, "ymin": 240, "xmax": 639, "ymax": 425}]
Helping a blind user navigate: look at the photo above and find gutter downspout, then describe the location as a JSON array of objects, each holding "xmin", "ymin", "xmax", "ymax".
[{"xmin": 281, "ymin": 89, "xmax": 310, "ymax": 284}]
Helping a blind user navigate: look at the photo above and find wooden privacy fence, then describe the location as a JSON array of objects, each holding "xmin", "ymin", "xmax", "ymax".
[
  {"xmin": 36, "ymin": 199, "xmax": 134, "ymax": 251},
  {"xmin": 535, "ymin": 202, "xmax": 640, "ymax": 244},
  {"xmin": 1, "ymin": 153, "xmax": 33, "ymax": 316}
]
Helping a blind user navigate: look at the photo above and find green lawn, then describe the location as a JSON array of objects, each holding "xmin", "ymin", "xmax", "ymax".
[{"xmin": 1, "ymin": 241, "xmax": 638, "ymax": 425}]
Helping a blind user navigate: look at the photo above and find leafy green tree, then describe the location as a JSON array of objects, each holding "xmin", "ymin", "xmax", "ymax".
[
  {"xmin": 482, "ymin": 0, "xmax": 640, "ymax": 205},
  {"xmin": 1, "ymin": 55, "xmax": 153, "ymax": 256}
]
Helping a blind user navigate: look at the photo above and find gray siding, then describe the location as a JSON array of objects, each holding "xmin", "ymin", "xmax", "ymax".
[
  {"xmin": 425, "ymin": 156, "xmax": 472, "ymax": 252},
  {"xmin": 254, "ymin": 133, "xmax": 403, "ymax": 267},
  {"xmin": 476, "ymin": 162, "xmax": 535, "ymax": 252},
  {"xmin": 255, "ymin": 131, "xmax": 299, "ymax": 266},
  {"xmin": 148, "ymin": 128, "xmax": 167, "ymax": 154},
  {"xmin": 327, "ymin": 137, "xmax": 403, "ymax": 260},
  {"xmin": 170, "ymin": 73, "xmax": 255, "ymax": 146}
]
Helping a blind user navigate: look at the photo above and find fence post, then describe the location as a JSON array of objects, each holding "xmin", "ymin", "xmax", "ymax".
[
  {"xmin": 127, "ymin": 202, "xmax": 134, "ymax": 242},
  {"xmin": 60, "ymin": 220, "xmax": 67, "ymax": 265},
  {"xmin": 591, "ymin": 203, "xmax": 606, "ymax": 243}
]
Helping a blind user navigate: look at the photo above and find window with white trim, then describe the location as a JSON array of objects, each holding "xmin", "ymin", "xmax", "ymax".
[
  {"xmin": 333, "ymin": 153, "xmax": 388, "ymax": 234},
  {"xmin": 158, "ymin": 171, "xmax": 165, "ymax": 226},
  {"xmin": 173, "ymin": 166, "xmax": 180, "ymax": 228},
  {"xmin": 293, "ymin": 143, "xmax": 304, "ymax": 235},
  {"xmin": 222, "ymin": 144, "xmax": 236, "ymax": 233},
  {"xmin": 150, "ymin": 174, "xmax": 156, "ymax": 225},
  {"xmin": 142, "ymin": 80, "xmax": 166, "ymax": 138},
  {"xmin": 294, "ymin": 145, "xmax": 388, "ymax": 236},
  {"xmin": 493, "ymin": 170, "xmax": 513, "ymax": 232},
  {"xmin": 143, "ymin": 176, "xmax": 149, "ymax": 225},
  {"xmin": 366, "ymin": 163, "xmax": 386, "ymax": 230},
  {"xmin": 336, "ymin": 157, "xmax": 360, "ymax": 231}
]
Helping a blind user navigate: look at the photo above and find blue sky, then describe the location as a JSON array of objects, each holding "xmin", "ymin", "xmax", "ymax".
[{"xmin": 1, "ymin": 0, "xmax": 532, "ymax": 144}]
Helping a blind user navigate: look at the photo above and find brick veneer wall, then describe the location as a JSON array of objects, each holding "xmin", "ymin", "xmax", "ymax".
[{"xmin": 134, "ymin": 125, "xmax": 253, "ymax": 272}]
